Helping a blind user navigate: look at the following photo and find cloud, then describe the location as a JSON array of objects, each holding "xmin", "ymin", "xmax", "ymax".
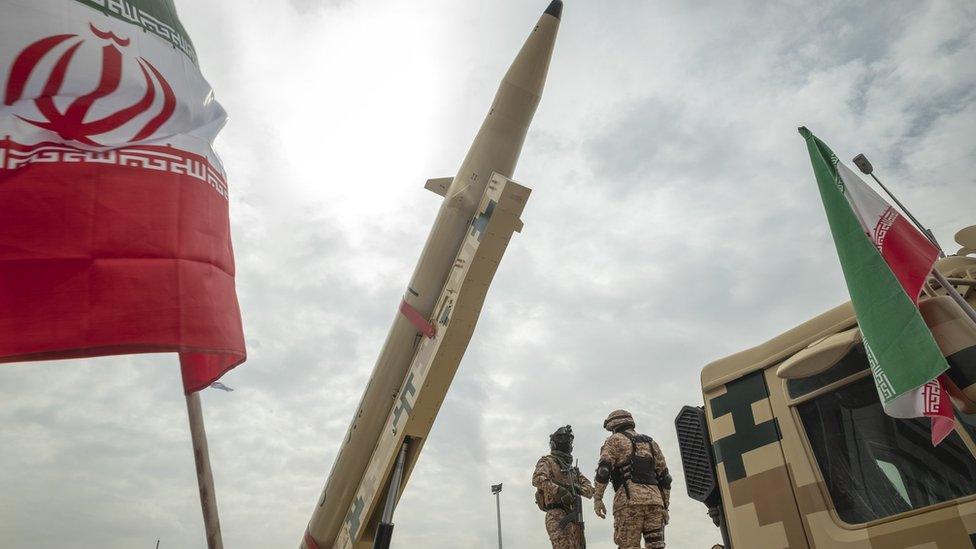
[
  {"xmin": 287, "ymin": 0, "xmax": 354, "ymax": 14},
  {"xmin": 1, "ymin": 0, "xmax": 974, "ymax": 548}
]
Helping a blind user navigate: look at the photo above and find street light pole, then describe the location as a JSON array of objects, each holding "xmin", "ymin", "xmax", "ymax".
[{"xmin": 490, "ymin": 483, "xmax": 503, "ymax": 549}]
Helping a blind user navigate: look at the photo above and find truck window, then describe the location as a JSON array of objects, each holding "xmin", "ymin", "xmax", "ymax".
[
  {"xmin": 787, "ymin": 341, "xmax": 868, "ymax": 399},
  {"xmin": 797, "ymin": 376, "xmax": 976, "ymax": 524}
]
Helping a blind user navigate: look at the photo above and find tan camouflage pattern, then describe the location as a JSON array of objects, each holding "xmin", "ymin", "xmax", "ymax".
[
  {"xmin": 604, "ymin": 409, "xmax": 635, "ymax": 432},
  {"xmin": 705, "ymin": 378, "xmax": 808, "ymax": 549},
  {"xmin": 592, "ymin": 430, "xmax": 669, "ymax": 510},
  {"xmin": 543, "ymin": 509, "xmax": 585, "ymax": 549},
  {"xmin": 698, "ymin": 253, "xmax": 976, "ymax": 549},
  {"xmin": 533, "ymin": 454, "xmax": 595, "ymax": 506},
  {"xmin": 612, "ymin": 504, "xmax": 665, "ymax": 549},
  {"xmin": 592, "ymin": 429, "xmax": 668, "ymax": 548},
  {"xmin": 533, "ymin": 454, "xmax": 593, "ymax": 549}
]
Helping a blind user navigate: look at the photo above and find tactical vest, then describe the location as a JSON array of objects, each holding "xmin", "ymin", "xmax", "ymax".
[{"xmin": 610, "ymin": 432, "xmax": 658, "ymax": 494}]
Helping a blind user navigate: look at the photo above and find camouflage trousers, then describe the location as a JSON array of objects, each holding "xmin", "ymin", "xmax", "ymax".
[
  {"xmin": 612, "ymin": 504, "xmax": 665, "ymax": 548},
  {"xmin": 544, "ymin": 509, "xmax": 585, "ymax": 549}
]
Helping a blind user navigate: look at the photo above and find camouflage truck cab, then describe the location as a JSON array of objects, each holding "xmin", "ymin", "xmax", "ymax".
[{"xmin": 676, "ymin": 253, "xmax": 976, "ymax": 548}]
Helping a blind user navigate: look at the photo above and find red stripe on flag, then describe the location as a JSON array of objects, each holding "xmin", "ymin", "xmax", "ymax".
[
  {"xmin": 0, "ymin": 146, "xmax": 244, "ymax": 393},
  {"xmin": 876, "ymin": 210, "xmax": 940, "ymax": 303},
  {"xmin": 926, "ymin": 375, "xmax": 955, "ymax": 446}
]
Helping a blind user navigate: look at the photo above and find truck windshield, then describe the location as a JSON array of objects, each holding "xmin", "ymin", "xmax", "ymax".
[{"xmin": 798, "ymin": 376, "xmax": 976, "ymax": 524}]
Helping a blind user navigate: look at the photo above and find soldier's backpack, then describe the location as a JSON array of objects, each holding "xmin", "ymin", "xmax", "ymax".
[{"xmin": 626, "ymin": 432, "xmax": 658, "ymax": 486}]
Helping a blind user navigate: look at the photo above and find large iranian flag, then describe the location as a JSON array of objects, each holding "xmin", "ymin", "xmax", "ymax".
[
  {"xmin": 0, "ymin": 0, "xmax": 245, "ymax": 393},
  {"xmin": 800, "ymin": 127, "xmax": 953, "ymax": 444}
]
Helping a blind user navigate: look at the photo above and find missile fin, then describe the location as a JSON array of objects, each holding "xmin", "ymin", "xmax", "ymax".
[
  {"xmin": 333, "ymin": 173, "xmax": 531, "ymax": 548},
  {"xmin": 514, "ymin": 219, "xmax": 524, "ymax": 233},
  {"xmin": 424, "ymin": 177, "xmax": 453, "ymax": 197}
]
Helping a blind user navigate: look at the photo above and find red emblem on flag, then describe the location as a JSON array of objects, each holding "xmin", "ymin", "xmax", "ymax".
[
  {"xmin": 4, "ymin": 23, "xmax": 176, "ymax": 147},
  {"xmin": 1, "ymin": 22, "xmax": 244, "ymax": 394}
]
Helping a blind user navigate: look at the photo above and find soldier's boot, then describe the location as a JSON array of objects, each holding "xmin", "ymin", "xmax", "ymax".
[{"xmin": 644, "ymin": 528, "xmax": 665, "ymax": 549}]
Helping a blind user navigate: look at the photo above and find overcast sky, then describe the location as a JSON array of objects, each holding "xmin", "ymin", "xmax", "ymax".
[{"xmin": 2, "ymin": 0, "xmax": 975, "ymax": 548}]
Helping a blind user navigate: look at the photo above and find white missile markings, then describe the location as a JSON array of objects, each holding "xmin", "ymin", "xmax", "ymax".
[
  {"xmin": 333, "ymin": 174, "xmax": 532, "ymax": 548},
  {"xmin": 390, "ymin": 373, "xmax": 416, "ymax": 434},
  {"xmin": 303, "ymin": 2, "xmax": 560, "ymax": 547}
]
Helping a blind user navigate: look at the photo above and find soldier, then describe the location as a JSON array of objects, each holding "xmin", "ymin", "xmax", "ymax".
[
  {"xmin": 592, "ymin": 410, "xmax": 671, "ymax": 549},
  {"xmin": 533, "ymin": 425, "xmax": 594, "ymax": 548}
]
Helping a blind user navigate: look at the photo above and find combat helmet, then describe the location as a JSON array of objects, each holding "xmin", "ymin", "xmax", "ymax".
[
  {"xmin": 549, "ymin": 425, "xmax": 574, "ymax": 453},
  {"xmin": 603, "ymin": 409, "xmax": 635, "ymax": 432}
]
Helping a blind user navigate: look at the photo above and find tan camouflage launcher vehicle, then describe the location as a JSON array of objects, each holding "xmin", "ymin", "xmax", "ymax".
[{"xmin": 676, "ymin": 225, "xmax": 976, "ymax": 548}]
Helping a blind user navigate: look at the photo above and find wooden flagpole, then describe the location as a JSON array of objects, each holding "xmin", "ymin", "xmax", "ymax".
[{"xmin": 185, "ymin": 391, "xmax": 224, "ymax": 549}]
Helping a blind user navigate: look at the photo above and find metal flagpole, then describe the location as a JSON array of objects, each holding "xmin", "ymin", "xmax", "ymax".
[
  {"xmin": 185, "ymin": 391, "xmax": 224, "ymax": 549},
  {"xmin": 850, "ymin": 154, "xmax": 976, "ymax": 324},
  {"xmin": 852, "ymin": 153, "xmax": 945, "ymax": 257},
  {"xmin": 931, "ymin": 269, "xmax": 976, "ymax": 325},
  {"xmin": 491, "ymin": 483, "xmax": 503, "ymax": 549}
]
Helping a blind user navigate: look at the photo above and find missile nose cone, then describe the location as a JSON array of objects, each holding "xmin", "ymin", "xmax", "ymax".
[
  {"xmin": 499, "ymin": 0, "xmax": 560, "ymax": 97},
  {"xmin": 544, "ymin": 0, "xmax": 563, "ymax": 20}
]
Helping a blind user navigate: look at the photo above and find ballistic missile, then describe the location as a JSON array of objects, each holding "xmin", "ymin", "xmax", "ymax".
[{"xmin": 302, "ymin": 2, "xmax": 562, "ymax": 548}]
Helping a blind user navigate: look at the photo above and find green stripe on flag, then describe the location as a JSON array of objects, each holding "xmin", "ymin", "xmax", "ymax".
[
  {"xmin": 73, "ymin": 0, "xmax": 196, "ymax": 63},
  {"xmin": 799, "ymin": 127, "xmax": 947, "ymax": 403}
]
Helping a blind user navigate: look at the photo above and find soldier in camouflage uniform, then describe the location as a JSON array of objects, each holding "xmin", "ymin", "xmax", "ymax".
[
  {"xmin": 533, "ymin": 425, "xmax": 594, "ymax": 548},
  {"xmin": 592, "ymin": 410, "xmax": 671, "ymax": 549}
]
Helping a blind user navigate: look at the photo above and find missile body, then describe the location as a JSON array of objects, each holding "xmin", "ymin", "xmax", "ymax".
[
  {"xmin": 333, "ymin": 173, "xmax": 532, "ymax": 548},
  {"xmin": 304, "ymin": 3, "xmax": 561, "ymax": 547}
]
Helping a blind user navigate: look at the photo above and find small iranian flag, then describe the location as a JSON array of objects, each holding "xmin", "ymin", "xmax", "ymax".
[{"xmin": 800, "ymin": 127, "xmax": 954, "ymax": 445}]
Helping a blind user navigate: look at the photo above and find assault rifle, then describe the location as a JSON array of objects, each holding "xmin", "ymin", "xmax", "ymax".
[{"xmin": 557, "ymin": 459, "xmax": 586, "ymax": 548}]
